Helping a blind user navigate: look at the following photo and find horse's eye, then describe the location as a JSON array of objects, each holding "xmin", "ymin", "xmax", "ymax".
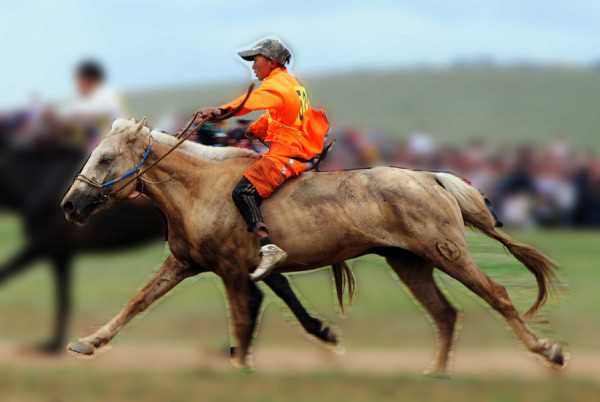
[{"xmin": 99, "ymin": 157, "xmax": 113, "ymax": 165}]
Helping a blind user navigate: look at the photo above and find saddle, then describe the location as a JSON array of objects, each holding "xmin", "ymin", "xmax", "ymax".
[{"xmin": 290, "ymin": 140, "xmax": 335, "ymax": 172}]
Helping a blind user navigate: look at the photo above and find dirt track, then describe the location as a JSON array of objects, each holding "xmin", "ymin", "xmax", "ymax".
[{"xmin": 0, "ymin": 342, "xmax": 596, "ymax": 380}]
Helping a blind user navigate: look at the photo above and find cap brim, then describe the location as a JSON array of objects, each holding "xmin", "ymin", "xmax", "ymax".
[{"xmin": 238, "ymin": 49, "xmax": 260, "ymax": 61}]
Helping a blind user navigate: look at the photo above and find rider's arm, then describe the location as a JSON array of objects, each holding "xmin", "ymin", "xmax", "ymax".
[{"xmin": 219, "ymin": 82, "xmax": 283, "ymax": 116}]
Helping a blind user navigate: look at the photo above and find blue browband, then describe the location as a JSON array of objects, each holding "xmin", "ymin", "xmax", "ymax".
[{"xmin": 100, "ymin": 141, "xmax": 154, "ymax": 189}]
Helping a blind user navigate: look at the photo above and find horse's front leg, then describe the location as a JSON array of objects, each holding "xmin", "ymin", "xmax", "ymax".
[
  {"xmin": 68, "ymin": 255, "xmax": 194, "ymax": 356},
  {"xmin": 34, "ymin": 253, "xmax": 73, "ymax": 354},
  {"xmin": 222, "ymin": 272, "xmax": 263, "ymax": 369}
]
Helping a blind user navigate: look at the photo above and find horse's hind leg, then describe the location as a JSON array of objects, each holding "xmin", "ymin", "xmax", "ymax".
[
  {"xmin": 386, "ymin": 254, "xmax": 458, "ymax": 375},
  {"xmin": 0, "ymin": 245, "xmax": 42, "ymax": 284},
  {"xmin": 264, "ymin": 273, "xmax": 337, "ymax": 345},
  {"xmin": 68, "ymin": 255, "xmax": 195, "ymax": 356},
  {"xmin": 431, "ymin": 241, "xmax": 564, "ymax": 367}
]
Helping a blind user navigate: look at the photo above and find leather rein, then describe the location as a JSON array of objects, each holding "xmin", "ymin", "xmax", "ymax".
[{"xmin": 75, "ymin": 84, "xmax": 255, "ymax": 198}]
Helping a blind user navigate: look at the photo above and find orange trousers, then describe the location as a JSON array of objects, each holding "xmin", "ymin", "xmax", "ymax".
[{"xmin": 243, "ymin": 153, "xmax": 309, "ymax": 198}]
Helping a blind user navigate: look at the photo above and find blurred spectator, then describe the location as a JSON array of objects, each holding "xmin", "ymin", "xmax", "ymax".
[
  {"xmin": 0, "ymin": 96, "xmax": 46, "ymax": 146},
  {"xmin": 195, "ymin": 122, "xmax": 228, "ymax": 146},
  {"xmin": 0, "ymin": 110, "xmax": 29, "ymax": 142},
  {"xmin": 226, "ymin": 119, "xmax": 256, "ymax": 150},
  {"xmin": 56, "ymin": 59, "xmax": 127, "ymax": 150},
  {"xmin": 573, "ymin": 157, "xmax": 600, "ymax": 225},
  {"xmin": 407, "ymin": 130, "xmax": 436, "ymax": 157},
  {"xmin": 533, "ymin": 146, "xmax": 576, "ymax": 226},
  {"xmin": 325, "ymin": 128, "xmax": 379, "ymax": 169},
  {"xmin": 495, "ymin": 147, "xmax": 537, "ymax": 227},
  {"xmin": 226, "ymin": 119, "xmax": 251, "ymax": 143}
]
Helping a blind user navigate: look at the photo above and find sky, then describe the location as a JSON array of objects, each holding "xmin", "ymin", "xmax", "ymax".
[{"xmin": 1, "ymin": 0, "xmax": 599, "ymax": 107}]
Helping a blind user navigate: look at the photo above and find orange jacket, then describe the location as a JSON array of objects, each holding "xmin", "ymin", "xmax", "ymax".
[{"xmin": 220, "ymin": 67, "xmax": 329, "ymax": 160}]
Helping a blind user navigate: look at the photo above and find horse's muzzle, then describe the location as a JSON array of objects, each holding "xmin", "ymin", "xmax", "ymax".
[{"xmin": 61, "ymin": 189, "xmax": 103, "ymax": 225}]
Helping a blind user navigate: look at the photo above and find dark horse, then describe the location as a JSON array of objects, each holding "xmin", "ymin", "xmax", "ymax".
[{"xmin": 0, "ymin": 141, "xmax": 340, "ymax": 353}]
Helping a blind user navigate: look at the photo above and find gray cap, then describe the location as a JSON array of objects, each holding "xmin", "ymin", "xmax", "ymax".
[{"xmin": 238, "ymin": 39, "xmax": 291, "ymax": 65}]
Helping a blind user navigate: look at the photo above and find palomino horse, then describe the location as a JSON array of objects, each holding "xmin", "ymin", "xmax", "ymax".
[{"xmin": 61, "ymin": 118, "xmax": 564, "ymax": 374}]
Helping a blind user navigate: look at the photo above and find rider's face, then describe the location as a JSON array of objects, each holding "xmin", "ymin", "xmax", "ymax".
[
  {"xmin": 76, "ymin": 77, "xmax": 98, "ymax": 97},
  {"xmin": 252, "ymin": 55, "xmax": 278, "ymax": 81}
]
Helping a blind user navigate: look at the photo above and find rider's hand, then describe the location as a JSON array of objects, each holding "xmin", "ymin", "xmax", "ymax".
[{"xmin": 195, "ymin": 107, "xmax": 222, "ymax": 123}]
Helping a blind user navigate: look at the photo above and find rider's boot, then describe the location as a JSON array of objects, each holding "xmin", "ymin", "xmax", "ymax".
[{"xmin": 251, "ymin": 243, "xmax": 288, "ymax": 281}]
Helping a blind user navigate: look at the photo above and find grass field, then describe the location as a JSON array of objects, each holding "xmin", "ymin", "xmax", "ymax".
[
  {"xmin": 0, "ymin": 212, "xmax": 599, "ymax": 401},
  {"xmin": 127, "ymin": 65, "xmax": 600, "ymax": 149},
  {"xmin": 2, "ymin": 367, "xmax": 600, "ymax": 402}
]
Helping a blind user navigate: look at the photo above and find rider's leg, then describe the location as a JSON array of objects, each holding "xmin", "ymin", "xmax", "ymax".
[
  {"xmin": 231, "ymin": 177, "xmax": 270, "ymax": 241},
  {"xmin": 232, "ymin": 176, "xmax": 287, "ymax": 281}
]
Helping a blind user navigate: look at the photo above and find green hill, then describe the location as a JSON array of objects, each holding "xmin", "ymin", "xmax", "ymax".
[{"xmin": 126, "ymin": 65, "xmax": 600, "ymax": 149}]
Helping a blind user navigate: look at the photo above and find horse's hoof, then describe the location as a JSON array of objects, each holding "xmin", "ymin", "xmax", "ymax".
[
  {"xmin": 319, "ymin": 326, "xmax": 338, "ymax": 345},
  {"xmin": 67, "ymin": 341, "xmax": 95, "ymax": 356},
  {"xmin": 424, "ymin": 370, "xmax": 451, "ymax": 380},
  {"xmin": 547, "ymin": 343, "xmax": 565, "ymax": 367},
  {"xmin": 424, "ymin": 365, "xmax": 451, "ymax": 379},
  {"xmin": 230, "ymin": 356, "xmax": 253, "ymax": 371}
]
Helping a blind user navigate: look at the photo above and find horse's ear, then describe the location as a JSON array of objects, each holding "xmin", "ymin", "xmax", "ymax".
[
  {"xmin": 126, "ymin": 117, "xmax": 147, "ymax": 143},
  {"xmin": 135, "ymin": 117, "xmax": 147, "ymax": 133}
]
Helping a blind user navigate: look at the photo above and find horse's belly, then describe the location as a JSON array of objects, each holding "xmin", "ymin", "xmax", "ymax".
[{"xmin": 266, "ymin": 203, "xmax": 398, "ymax": 268}]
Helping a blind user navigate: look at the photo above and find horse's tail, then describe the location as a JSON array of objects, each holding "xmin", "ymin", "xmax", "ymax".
[
  {"xmin": 331, "ymin": 261, "xmax": 356, "ymax": 314},
  {"xmin": 433, "ymin": 172, "xmax": 558, "ymax": 319}
]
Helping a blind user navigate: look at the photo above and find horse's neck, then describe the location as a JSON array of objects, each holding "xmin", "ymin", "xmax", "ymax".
[
  {"xmin": 141, "ymin": 143, "xmax": 212, "ymax": 222},
  {"xmin": 140, "ymin": 141, "xmax": 252, "ymax": 230}
]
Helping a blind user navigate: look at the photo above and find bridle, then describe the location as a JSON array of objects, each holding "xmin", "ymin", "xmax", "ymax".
[
  {"xmin": 74, "ymin": 84, "xmax": 255, "ymax": 199},
  {"xmin": 76, "ymin": 134, "xmax": 154, "ymax": 192}
]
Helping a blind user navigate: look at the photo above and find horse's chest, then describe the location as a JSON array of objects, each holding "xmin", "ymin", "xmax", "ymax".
[
  {"xmin": 167, "ymin": 236, "xmax": 191, "ymax": 262},
  {"xmin": 165, "ymin": 205, "xmax": 257, "ymax": 269},
  {"xmin": 167, "ymin": 230, "xmax": 256, "ymax": 271}
]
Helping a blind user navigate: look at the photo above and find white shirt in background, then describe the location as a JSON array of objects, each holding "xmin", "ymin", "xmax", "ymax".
[
  {"xmin": 59, "ymin": 85, "xmax": 127, "ymax": 150},
  {"xmin": 60, "ymin": 85, "xmax": 126, "ymax": 123}
]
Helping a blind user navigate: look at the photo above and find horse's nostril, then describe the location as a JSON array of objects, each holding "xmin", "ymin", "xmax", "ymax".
[{"xmin": 63, "ymin": 201, "xmax": 75, "ymax": 213}]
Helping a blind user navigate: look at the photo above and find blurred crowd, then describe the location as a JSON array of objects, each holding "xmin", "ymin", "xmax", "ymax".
[{"xmin": 2, "ymin": 60, "xmax": 600, "ymax": 228}]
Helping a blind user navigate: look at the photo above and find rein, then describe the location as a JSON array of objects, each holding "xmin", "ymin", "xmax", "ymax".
[{"xmin": 75, "ymin": 83, "xmax": 255, "ymax": 197}]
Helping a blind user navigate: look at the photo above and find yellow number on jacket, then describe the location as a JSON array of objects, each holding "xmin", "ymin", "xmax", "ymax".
[{"xmin": 294, "ymin": 86, "xmax": 310, "ymax": 124}]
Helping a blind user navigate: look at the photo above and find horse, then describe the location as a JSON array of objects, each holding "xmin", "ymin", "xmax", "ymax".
[
  {"xmin": 61, "ymin": 118, "xmax": 564, "ymax": 374},
  {"xmin": 0, "ymin": 111, "xmax": 27, "ymax": 146},
  {"xmin": 0, "ymin": 139, "xmax": 340, "ymax": 353}
]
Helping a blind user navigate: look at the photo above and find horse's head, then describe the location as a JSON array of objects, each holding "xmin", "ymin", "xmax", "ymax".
[{"xmin": 61, "ymin": 118, "xmax": 150, "ymax": 225}]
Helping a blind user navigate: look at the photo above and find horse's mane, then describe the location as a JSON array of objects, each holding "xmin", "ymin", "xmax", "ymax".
[{"xmin": 110, "ymin": 118, "xmax": 257, "ymax": 161}]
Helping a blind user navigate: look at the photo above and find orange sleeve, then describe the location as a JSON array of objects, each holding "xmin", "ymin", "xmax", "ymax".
[
  {"xmin": 247, "ymin": 114, "xmax": 268, "ymax": 140},
  {"xmin": 219, "ymin": 81, "xmax": 283, "ymax": 116}
]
